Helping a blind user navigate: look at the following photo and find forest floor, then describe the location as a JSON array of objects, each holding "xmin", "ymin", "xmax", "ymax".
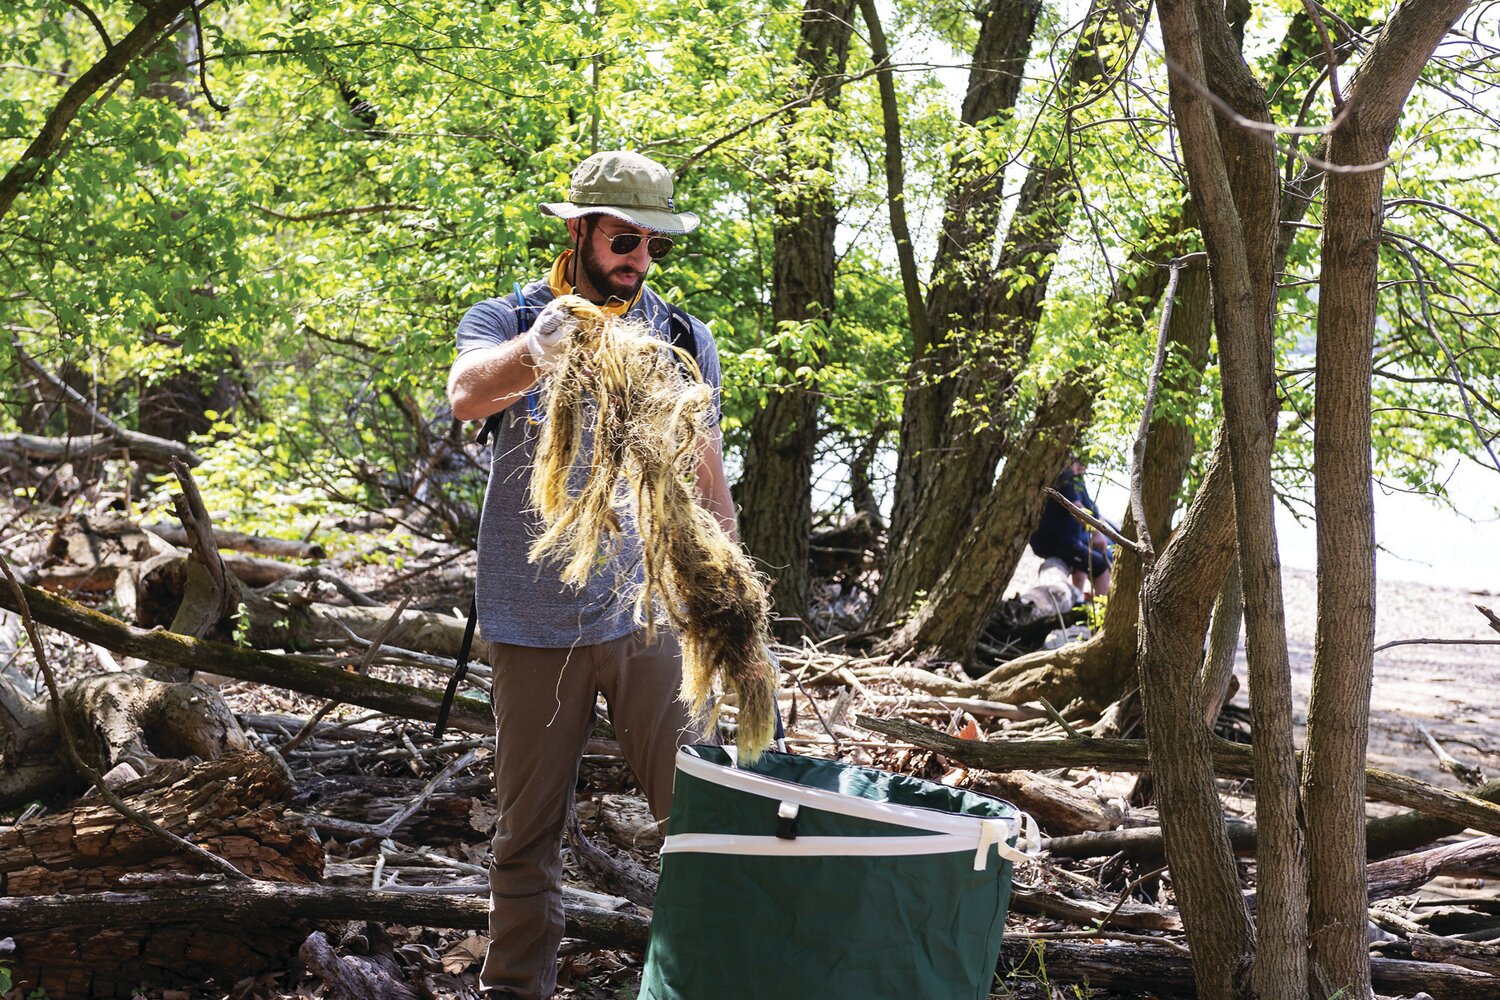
[{"xmin": 11, "ymin": 528, "xmax": 1497, "ymax": 1000}]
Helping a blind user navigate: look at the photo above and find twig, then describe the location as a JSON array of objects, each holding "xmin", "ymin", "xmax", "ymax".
[
  {"xmin": 188, "ymin": 0, "xmax": 227, "ymax": 113},
  {"xmin": 1382, "ymin": 237, "xmax": 1500, "ymax": 474},
  {"xmin": 0, "ymin": 550, "xmax": 249, "ymax": 881},
  {"xmin": 282, "ymin": 596, "xmax": 412, "ymax": 754},
  {"xmin": 1130, "ymin": 252, "xmax": 1206, "ymax": 562},
  {"xmin": 302, "ymin": 748, "xmax": 479, "ymax": 840},
  {"xmin": 1373, "ymin": 638, "xmax": 1500, "ymax": 653},
  {"xmin": 1479, "ymin": 605, "xmax": 1500, "ymax": 636},
  {"xmin": 1037, "ymin": 696, "xmax": 1083, "ymax": 739},
  {"xmin": 1416, "ymin": 723, "xmax": 1484, "ymax": 787},
  {"xmin": 1300, "ymin": 0, "xmax": 1345, "ymax": 111},
  {"xmin": 1095, "ymin": 864, "xmax": 1171, "ymax": 933},
  {"xmin": 1044, "ymin": 487, "xmax": 1143, "ymax": 555}
]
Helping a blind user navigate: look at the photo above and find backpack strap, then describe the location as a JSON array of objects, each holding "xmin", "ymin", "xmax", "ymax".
[
  {"xmin": 433, "ymin": 593, "xmax": 479, "ymax": 740},
  {"xmin": 667, "ymin": 303, "xmax": 697, "ymax": 373},
  {"xmin": 443, "ymin": 284, "xmax": 534, "ymax": 739}
]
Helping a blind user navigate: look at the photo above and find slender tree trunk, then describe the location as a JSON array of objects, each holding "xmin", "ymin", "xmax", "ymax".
[
  {"xmin": 1158, "ymin": 0, "xmax": 1309, "ymax": 991},
  {"xmin": 1136, "ymin": 439, "xmax": 1255, "ymax": 1000},
  {"xmin": 737, "ymin": 0, "xmax": 854, "ymax": 639},
  {"xmin": 1305, "ymin": 2, "xmax": 1471, "ymax": 995}
]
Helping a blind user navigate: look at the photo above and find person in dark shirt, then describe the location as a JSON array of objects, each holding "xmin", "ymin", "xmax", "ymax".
[{"xmin": 1030, "ymin": 456, "xmax": 1112, "ymax": 599}]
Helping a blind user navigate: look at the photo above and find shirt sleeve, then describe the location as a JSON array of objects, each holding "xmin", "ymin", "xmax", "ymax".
[{"xmin": 456, "ymin": 296, "xmax": 521, "ymax": 356}]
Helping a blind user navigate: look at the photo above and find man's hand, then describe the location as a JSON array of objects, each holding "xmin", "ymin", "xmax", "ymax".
[{"xmin": 527, "ymin": 299, "xmax": 580, "ymax": 372}]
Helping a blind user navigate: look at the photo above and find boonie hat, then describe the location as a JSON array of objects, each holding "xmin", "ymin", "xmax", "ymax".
[{"xmin": 541, "ymin": 150, "xmax": 699, "ymax": 234}]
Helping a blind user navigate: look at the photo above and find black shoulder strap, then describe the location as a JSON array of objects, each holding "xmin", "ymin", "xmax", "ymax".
[
  {"xmin": 667, "ymin": 304, "xmax": 697, "ymax": 370},
  {"xmin": 434, "ymin": 593, "xmax": 479, "ymax": 739}
]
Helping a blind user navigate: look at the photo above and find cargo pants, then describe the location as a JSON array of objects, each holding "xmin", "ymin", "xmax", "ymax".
[{"xmin": 478, "ymin": 629, "xmax": 703, "ymax": 998}]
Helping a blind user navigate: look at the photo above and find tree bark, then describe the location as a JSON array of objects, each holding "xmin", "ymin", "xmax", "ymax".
[
  {"xmin": 737, "ymin": 0, "xmax": 854, "ymax": 639},
  {"xmin": 1305, "ymin": 2, "xmax": 1472, "ymax": 995},
  {"xmin": 1156, "ymin": 0, "xmax": 1306, "ymax": 988},
  {"xmin": 877, "ymin": 0, "xmax": 1040, "ymax": 625}
]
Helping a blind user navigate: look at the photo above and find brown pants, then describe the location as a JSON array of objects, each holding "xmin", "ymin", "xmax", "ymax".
[{"xmin": 479, "ymin": 629, "xmax": 701, "ymax": 999}]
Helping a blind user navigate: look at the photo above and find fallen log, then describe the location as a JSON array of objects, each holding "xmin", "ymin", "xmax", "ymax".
[
  {"xmin": 5, "ymin": 882, "xmax": 1490, "ymax": 998},
  {"xmin": 145, "ymin": 523, "xmax": 327, "ymax": 560},
  {"xmin": 1046, "ymin": 779, "xmax": 1500, "ymax": 863},
  {"xmin": 997, "ymin": 939, "xmax": 1498, "ymax": 999},
  {"xmin": 974, "ymin": 769, "xmax": 1124, "ymax": 835},
  {"xmin": 1, "ymin": 751, "xmax": 323, "ymax": 998},
  {"xmin": 1367, "ymin": 837, "xmax": 1500, "ymax": 901},
  {"xmin": 242, "ymin": 591, "xmax": 485, "ymax": 659},
  {"xmin": 860, "ymin": 716, "xmax": 1500, "ymax": 835},
  {"xmin": 0, "ymin": 582, "xmax": 491, "ymax": 734},
  {"xmin": 0, "ymin": 883, "xmax": 647, "ymax": 949}
]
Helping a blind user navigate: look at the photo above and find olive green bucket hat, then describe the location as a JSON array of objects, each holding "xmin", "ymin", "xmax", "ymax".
[{"xmin": 541, "ymin": 150, "xmax": 699, "ymax": 234}]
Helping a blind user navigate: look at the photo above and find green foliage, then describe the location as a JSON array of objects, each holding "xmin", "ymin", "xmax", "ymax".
[{"xmin": 0, "ymin": 0, "xmax": 1494, "ymax": 542}]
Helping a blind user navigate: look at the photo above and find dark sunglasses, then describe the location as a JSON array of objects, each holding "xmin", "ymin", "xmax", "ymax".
[{"xmin": 607, "ymin": 232, "xmax": 675, "ymax": 261}]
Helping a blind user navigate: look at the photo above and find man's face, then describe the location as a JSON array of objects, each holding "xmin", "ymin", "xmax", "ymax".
[{"xmin": 572, "ymin": 216, "xmax": 656, "ymax": 303}]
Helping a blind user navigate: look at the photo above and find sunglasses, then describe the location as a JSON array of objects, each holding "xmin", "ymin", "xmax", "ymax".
[{"xmin": 606, "ymin": 232, "xmax": 675, "ymax": 261}]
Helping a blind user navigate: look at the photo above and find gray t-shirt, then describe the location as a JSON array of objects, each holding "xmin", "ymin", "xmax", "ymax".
[{"xmin": 455, "ymin": 279, "xmax": 721, "ymax": 648}]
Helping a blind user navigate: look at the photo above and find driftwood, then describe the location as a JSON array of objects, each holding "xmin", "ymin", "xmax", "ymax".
[
  {"xmin": 1046, "ymin": 779, "xmax": 1500, "ymax": 863},
  {"xmin": 996, "ymin": 938, "xmax": 1499, "ymax": 999},
  {"xmin": 861, "ymin": 716, "xmax": 1500, "ymax": 835},
  {"xmin": 973, "ymin": 769, "xmax": 1124, "ymax": 835},
  {"xmin": 0, "ymin": 751, "xmax": 322, "ymax": 998},
  {"xmin": 242, "ymin": 590, "xmax": 484, "ymax": 659},
  {"xmin": 566, "ymin": 806, "xmax": 660, "ymax": 908},
  {"xmin": 0, "ymin": 883, "xmax": 648, "ymax": 949},
  {"xmin": 0, "ymin": 582, "xmax": 491, "ymax": 734},
  {"xmin": 1366, "ymin": 837, "xmax": 1500, "ymax": 901},
  {"xmin": 146, "ymin": 522, "xmax": 327, "ymax": 560}
]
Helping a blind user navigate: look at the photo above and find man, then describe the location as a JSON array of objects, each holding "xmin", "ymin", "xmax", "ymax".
[
  {"xmin": 1030, "ymin": 455, "xmax": 1112, "ymax": 599},
  {"xmin": 447, "ymin": 150, "xmax": 733, "ymax": 999}
]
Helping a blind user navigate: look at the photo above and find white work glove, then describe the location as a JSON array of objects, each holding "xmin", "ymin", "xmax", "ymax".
[{"xmin": 526, "ymin": 299, "xmax": 580, "ymax": 373}]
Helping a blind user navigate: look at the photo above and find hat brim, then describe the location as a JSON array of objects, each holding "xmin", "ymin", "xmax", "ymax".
[{"xmin": 541, "ymin": 201, "xmax": 699, "ymax": 234}]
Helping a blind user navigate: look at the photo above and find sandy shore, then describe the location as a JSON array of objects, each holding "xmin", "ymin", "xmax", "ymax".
[{"xmin": 1007, "ymin": 555, "xmax": 1500, "ymax": 787}]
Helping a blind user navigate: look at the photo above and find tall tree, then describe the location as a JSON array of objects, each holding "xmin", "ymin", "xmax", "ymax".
[
  {"xmin": 1305, "ymin": 0, "xmax": 1471, "ymax": 994},
  {"xmin": 873, "ymin": 0, "xmax": 1040, "ymax": 625},
  {"xmin": 736, "ymin": 0, "xmax": 855, "ymax": 638}
]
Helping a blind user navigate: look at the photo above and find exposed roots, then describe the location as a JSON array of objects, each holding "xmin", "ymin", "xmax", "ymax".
[{"xmin": 528, "ymin": 296, "xmax": 777, "ymax": 759}]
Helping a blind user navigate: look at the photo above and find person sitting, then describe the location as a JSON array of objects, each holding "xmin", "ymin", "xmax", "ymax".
[{"xmin": 1030, "ymin": 455, "xmax": 1112, "ymax": 599}]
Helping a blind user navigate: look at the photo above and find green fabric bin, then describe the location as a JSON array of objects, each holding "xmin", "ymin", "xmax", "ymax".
[{"xmin": 640, "ymin": 745, "xmax": 1034, "ymax": 1000}]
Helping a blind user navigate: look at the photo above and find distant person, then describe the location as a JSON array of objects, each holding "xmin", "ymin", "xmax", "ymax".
[{"xmin": 1031, "ymin": 456, "xmax": 1112, "ymax": 599}]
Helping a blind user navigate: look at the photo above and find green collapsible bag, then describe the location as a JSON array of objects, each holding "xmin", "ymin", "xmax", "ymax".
[{"xmin": 639, "ymin": 745, "xmax": 1035, "ymax": 1000}]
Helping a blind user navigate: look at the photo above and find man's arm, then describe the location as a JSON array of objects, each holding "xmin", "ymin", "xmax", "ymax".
[
  {"xmin": 694, "ymin": 425, "xmax": 739, "ymax": 542},
  {"xmin": 447, "ymin": 338, "xmax": 540, "ymax": 422}
]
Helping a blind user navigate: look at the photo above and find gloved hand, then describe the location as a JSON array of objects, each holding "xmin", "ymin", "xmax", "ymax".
[{"xmin": 526, "ymin": 299, "xmax": 580, "ymax": 372}]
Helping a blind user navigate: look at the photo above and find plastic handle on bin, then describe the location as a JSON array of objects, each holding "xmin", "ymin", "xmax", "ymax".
[
  {"xmin": 776, "ymin": 801, "xmax": 800, "ymax": 840},
  {"xmin": 974, "ymin": 820, "xmax": 1001, "ymax": 871}
]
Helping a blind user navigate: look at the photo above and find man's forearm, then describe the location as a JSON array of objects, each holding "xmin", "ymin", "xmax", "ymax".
[
  {"xmin": 695, "ymin": 431, "xmax": 739, "ymax": 543},
  {"xmin": 448, "ymin": 338, "xmax": 540, "ymax": 421}
]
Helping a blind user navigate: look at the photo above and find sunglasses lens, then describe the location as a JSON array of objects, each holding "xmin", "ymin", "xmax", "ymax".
[{"xmin": 608, "ymin": 233, "xmax": 674, "ymax": 260}]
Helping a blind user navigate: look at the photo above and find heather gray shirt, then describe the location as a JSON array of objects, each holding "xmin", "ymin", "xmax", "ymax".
[{"xmin": 455, "ymin": 279, "xmax": 721, "ymax": 648}]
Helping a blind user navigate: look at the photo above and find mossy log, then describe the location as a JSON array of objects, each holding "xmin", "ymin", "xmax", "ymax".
[{"xmin": 0, "ymin": 582, "xmax": 491, "ymax": 735}]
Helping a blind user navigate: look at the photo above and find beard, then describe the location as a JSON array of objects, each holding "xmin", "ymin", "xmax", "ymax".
[{"xmin": 578, "ymin": 238, "xmax": 646, "ymax": 303}]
